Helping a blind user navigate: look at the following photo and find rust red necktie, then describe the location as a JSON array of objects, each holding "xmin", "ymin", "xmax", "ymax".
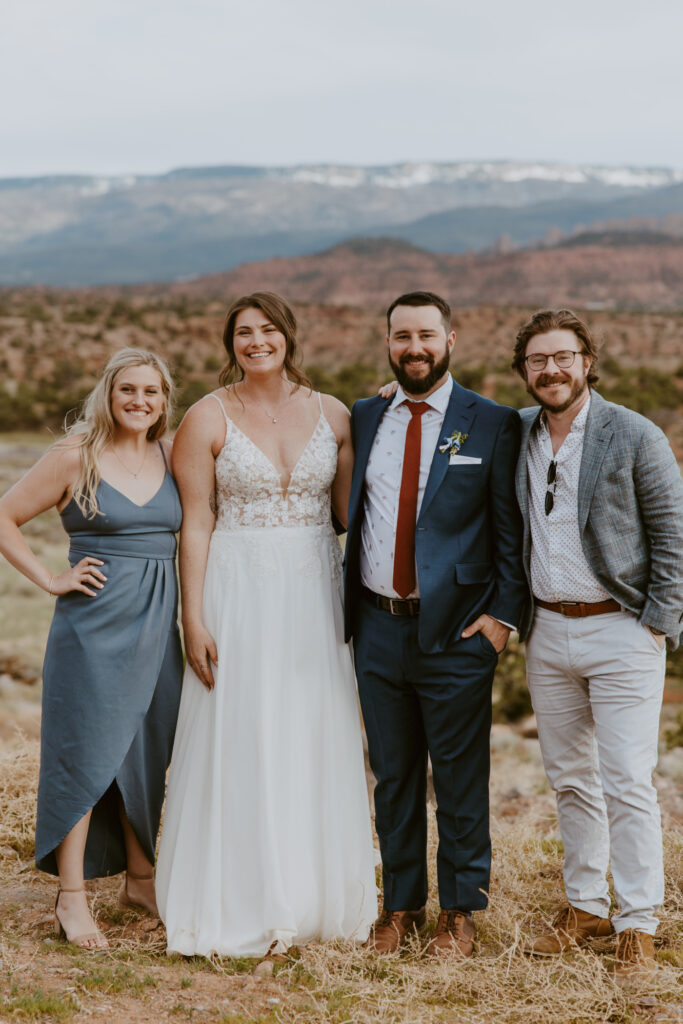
[{"xmin": 393, "ymin": 401, "xmax": 430, "ymax": 598}]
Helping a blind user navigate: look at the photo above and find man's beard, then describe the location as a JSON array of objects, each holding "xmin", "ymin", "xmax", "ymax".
[
  {"xmin": 389, "ymin": 347, "xmax": 451, "ymax": 395},
  {"xmin": 526, "ymin": 373, "xmax": 588, "ymax": 414}
]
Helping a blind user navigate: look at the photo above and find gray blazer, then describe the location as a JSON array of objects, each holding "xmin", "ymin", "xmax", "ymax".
[{"xmin": 516, "ymin": 389, "xmax": 683, "ymax": 649}]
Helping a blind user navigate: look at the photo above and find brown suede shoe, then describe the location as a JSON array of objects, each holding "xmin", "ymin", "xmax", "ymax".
[
  {"xmin": 614, "ymin": 929, "xmax": 656, "ymax": 988},
  {"xmin": 527, "ymin": 905, "xmax": 613, "ymax": 955},
  {"xmin": 365, "ymin": 907, "xmax": 426, "ymax": 953},
  {"xmin": 426, "ymin": 909, "xmax": 476, "ymax": 959}
]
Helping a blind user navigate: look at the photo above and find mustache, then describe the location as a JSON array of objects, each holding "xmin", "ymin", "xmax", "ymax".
[{"xmin": 536, "ymin": 374, "xmax": 570, "ymax": 387}]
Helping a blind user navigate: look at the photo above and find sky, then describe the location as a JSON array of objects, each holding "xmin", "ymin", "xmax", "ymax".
[{"xmin": 2, "ymin": 0, "xmax": 683, "ymax": 177}]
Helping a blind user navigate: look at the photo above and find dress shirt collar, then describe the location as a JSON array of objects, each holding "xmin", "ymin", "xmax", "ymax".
[{"xmin": 389, "ymin": 373, "xmax": 453, "ymax": 414}]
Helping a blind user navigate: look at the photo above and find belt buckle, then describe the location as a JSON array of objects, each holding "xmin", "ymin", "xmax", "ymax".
[
  {"xmin": 559, "ymin": 601, "xmax": 579, "ymax": 616},
  {"xmin": 388, "ymin": 597, "xmax": 403, "ymax": 615}
]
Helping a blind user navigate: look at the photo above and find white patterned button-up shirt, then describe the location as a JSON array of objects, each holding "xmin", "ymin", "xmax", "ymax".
[
  {"xmin": 528, "ymin": 396, "xmax": 611, "ymax": 602},
  {"xmin": 360, "ymin": 375, "xmax": 453, "ymax": 598}
]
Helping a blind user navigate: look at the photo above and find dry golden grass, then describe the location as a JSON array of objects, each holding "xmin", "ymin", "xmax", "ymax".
[
  {"xmin": 1, "ymin": 438, "xmax": 682, "ymax": 1021},
  {"xmin": 0, "ymin": 735, "xmax": 681, "ymax": 1024}
]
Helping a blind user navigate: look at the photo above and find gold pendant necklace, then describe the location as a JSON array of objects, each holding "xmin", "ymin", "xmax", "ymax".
[
  {"xmin": 236, "ymin": 383, "xmax": 290, "ymax": 423},
  {"xmin": 111, "ymin": 443, "xmax": 148, "ymax": 478}
]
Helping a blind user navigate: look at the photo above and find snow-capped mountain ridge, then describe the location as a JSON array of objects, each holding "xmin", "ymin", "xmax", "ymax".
[
  {"xmin": 284, "ymin": 161, "xmax": 683, "ymax": 190},
  {"xmin": 2, "ymin": 160, "xmax": 682, "ymax": 286},
  {"xmin": 4, "ymin": 160, "xmax": 681, "ymax": 199}
]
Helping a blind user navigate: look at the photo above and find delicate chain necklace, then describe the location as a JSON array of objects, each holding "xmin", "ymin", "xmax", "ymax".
[
  {"xmin": 233, "ymin": 383, "xmax": 291, "ymax": 424},
  {"xmin": 110, "ymin": 443, "xmax": 148, "ymax": 478}
]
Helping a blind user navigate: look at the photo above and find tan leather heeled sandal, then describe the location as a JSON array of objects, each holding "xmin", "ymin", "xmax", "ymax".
[{"xmin": 55, "ymin": 887, "xmax": 108, "ymax": 949}]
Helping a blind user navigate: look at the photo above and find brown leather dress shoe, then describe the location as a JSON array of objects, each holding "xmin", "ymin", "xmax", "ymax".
[
  {"xmin": 426, "ymin": 909, "xmax": 476, "ymax": 958},
  {"xmin": 614, "ymin": 929, "xmax": 656, "ymax": 988},
  {"xmin": 527, "ymin": 905, "xmax": 613, "ymax": 955},
  {"xmin": 365, "ymin": 907, "xmax": 426, "ymax": 953}
]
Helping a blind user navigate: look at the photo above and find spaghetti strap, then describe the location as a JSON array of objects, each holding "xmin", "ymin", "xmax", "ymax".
[
  {"xmin": 317, "ymin": 391, "xmax": 323, "ymax": 414},
  {"xmin": 158, "ymin": 440, "xmax": 169, "ymax": 471},
  {"xmin": 206, "ymin": 392, "xmax": 231, "ymax": 427}
]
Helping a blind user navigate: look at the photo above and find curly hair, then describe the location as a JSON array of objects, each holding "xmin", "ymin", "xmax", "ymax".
[{"xmin": 512, "ymin": 309, "xmax": 600, "ymax": 385}]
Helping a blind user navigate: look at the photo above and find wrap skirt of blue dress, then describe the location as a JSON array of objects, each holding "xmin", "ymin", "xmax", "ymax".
[{"xmin": 35, "ymin": 464, "xmax": 183, "ymax": 878}]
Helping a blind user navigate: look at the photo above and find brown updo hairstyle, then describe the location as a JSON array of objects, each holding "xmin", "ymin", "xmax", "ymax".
[{"xmin": 219, "ymin": 291, "xmax": 312, "ymax": 390}]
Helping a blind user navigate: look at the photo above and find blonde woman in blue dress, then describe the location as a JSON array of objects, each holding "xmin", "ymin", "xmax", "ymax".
[
  {"xmin": 156, "ymin": 292, "xmax": 377, "ymax": 957},
  {"xmin": 0, "ymin": 349, "xmax": 182, "ymax": 950}
]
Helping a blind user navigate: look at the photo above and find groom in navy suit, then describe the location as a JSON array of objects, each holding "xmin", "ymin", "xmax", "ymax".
[{"xmin": 345, "ymin": 292, "xmax": 527, "ymax": 957}]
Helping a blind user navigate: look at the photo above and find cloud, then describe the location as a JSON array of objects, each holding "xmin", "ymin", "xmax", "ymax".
[{"xmin": 2, "ymin": 0, "xmax": 682, "ymax": 174}]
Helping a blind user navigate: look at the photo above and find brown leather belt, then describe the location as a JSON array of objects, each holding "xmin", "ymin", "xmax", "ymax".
[
  {"xmin": 362, "ymin": 586, "xmax": 420, "ymax": 617},
  {"xmin": 534, "ymin": 597, "xmax": 621, "ymax": 618}
]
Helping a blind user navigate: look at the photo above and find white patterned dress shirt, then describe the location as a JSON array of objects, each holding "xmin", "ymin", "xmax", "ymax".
[
  {"xmin": 360, "ymin": 376, "xmax": 453, "ymax": 599},
  {"xmin": 528, "ymin": 396, "xmax": 612, "ymax": 603}
]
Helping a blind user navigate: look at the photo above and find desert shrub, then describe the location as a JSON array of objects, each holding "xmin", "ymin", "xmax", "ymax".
[
  {"xmin": 307, "ymin": 361, "xmax": 382, "ymax": 407},
  {"xmin": 204, "ymin": 354, "xmax": 223, "ymax": 372},
  {"xmin": 33, "ymin": 374, "xmax": 91, "ymax": 426},
  {"xmin": 0, "ymin": 383, "xmax": 43, "ymax": 430},
  {"xmin": 600, "ymin": 355, "xmax": 622, "ymax": 375},
  {"xmin": 665, "ymin": 644, "xmax": 683, "ymax": 691},
  {"xmin": 597, "ymin": 368, "xmax": 679, "ymax": 417},
  {"xmin": 0, "ymin": 368, "xmax": 91, "ymax": 430},
  {"xmin": 22, "ymin": 301, "xmax": 50, "ymax": 323},
  {"xmin": 455, "ymin": 363, "xmax": 487, "ymax": 391},
  {"xmin": 665, "ymin": 710, "xmax": 683, "ymax": 751},
  {"xmin": 492, "ymin": 378, "xmax": 529, "ymax": 409},
  {"xmin": 492, "ymin": 635, "xmax": 533, "ymax": 723},
  {"xmin": 105, "ymin": 298, "xmax": 146, "ymax": 328},
  {"xmin": 62, "ymin": 303, "xmax": 103, "ymax": 323},
  {"xmin": 175, "ymin": 378, "xmax": 212, "ymax": 421}
]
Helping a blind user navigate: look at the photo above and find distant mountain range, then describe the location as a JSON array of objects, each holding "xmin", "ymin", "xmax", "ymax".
[
  {"xmin": 1, "ymin": 160, "xmax": 682, "ymax": 287},
  {"xmin": 166, "ymin": 237, "xmax": 683, "ymax": 311}
]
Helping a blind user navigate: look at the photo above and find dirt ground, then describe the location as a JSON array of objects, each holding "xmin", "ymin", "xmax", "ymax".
[{"xmin": 1, "ymin": 709, "xmax": 681, "ymax": 1024}]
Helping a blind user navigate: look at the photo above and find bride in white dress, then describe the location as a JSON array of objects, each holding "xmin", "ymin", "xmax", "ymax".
[{"xmin": 156, "ymin": 291, "xmax": 377, "ymax": 957}]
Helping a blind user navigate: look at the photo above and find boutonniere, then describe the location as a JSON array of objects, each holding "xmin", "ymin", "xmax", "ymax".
[{"xmin": 439, "ymin": 430, "xmax": 469, "ymax": 457}]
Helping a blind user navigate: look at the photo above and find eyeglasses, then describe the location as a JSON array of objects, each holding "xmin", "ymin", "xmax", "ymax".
[
  {"xmin": 545, "ymin": 460, "xmax": 557, "ymax": 515},
  {"xmin": 524, "ymin": 350, "xmax": 584, "ymax": 371}
]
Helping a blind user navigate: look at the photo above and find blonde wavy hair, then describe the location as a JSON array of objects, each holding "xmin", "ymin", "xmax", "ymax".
[{"xmin": 65, "ymin": 348, "xmax": 174, "ymax": 519}]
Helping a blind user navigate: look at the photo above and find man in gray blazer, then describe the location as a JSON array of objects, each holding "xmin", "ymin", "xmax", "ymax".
[{"xmin": 512, "ymin": 309, "xmax": 683, "ymax": 986}]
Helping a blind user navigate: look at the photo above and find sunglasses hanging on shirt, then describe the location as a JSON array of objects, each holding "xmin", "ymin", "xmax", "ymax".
[{"xmin": 545, "ymin": 460, "xmax": 557, "ymax": 516}]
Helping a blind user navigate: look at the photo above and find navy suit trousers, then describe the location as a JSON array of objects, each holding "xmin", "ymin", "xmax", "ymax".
[{"xmin": 354, "ymin": 595, "xmax": 497, "ymax": 912}]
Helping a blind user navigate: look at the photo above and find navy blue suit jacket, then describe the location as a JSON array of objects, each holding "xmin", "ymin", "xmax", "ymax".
[{"xmin": 344, "ymin": 379, "xmax": 527, "ymax": 653}]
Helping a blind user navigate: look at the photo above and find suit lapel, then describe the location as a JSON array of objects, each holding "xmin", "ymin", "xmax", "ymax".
[
  {"xmin": 349, "ymin": 397, "xmax": 391, "ymax": 524},
  {"xmin": 578, "ymin": 391, "xmax": 614, "ymax": 532},
  {"xmin": 515, "ymin": 407, "xmax": 542, "ymax": 519},
  {"xmin": 418, "ymin": 381, "xmax": 476, "ymax": 521}
]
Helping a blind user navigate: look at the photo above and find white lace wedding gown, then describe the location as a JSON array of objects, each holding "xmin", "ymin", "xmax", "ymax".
[{"xmin": 156, "ymin": 394, "xmax": 377, "ymax": 957}]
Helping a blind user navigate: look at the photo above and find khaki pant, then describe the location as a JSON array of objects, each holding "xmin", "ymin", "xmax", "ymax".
[{"xmin": 526, "ymin": 607, "xmax": 666, "ymax": 934}]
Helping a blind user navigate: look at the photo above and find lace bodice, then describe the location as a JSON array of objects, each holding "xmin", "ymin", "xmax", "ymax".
[{"xmin": 210, "ymin": 394, "xmax": 339, "ymax": 530}]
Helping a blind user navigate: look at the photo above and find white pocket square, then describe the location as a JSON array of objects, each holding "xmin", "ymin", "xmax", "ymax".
[{"xmin": 449, "ymin": 454, "xmax": 482, "ymax": 465}]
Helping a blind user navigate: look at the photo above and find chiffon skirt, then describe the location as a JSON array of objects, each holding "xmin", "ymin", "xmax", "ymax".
[{"xmin": 156, "ymin": 524, "xmax": 377, "ymax": 957}]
